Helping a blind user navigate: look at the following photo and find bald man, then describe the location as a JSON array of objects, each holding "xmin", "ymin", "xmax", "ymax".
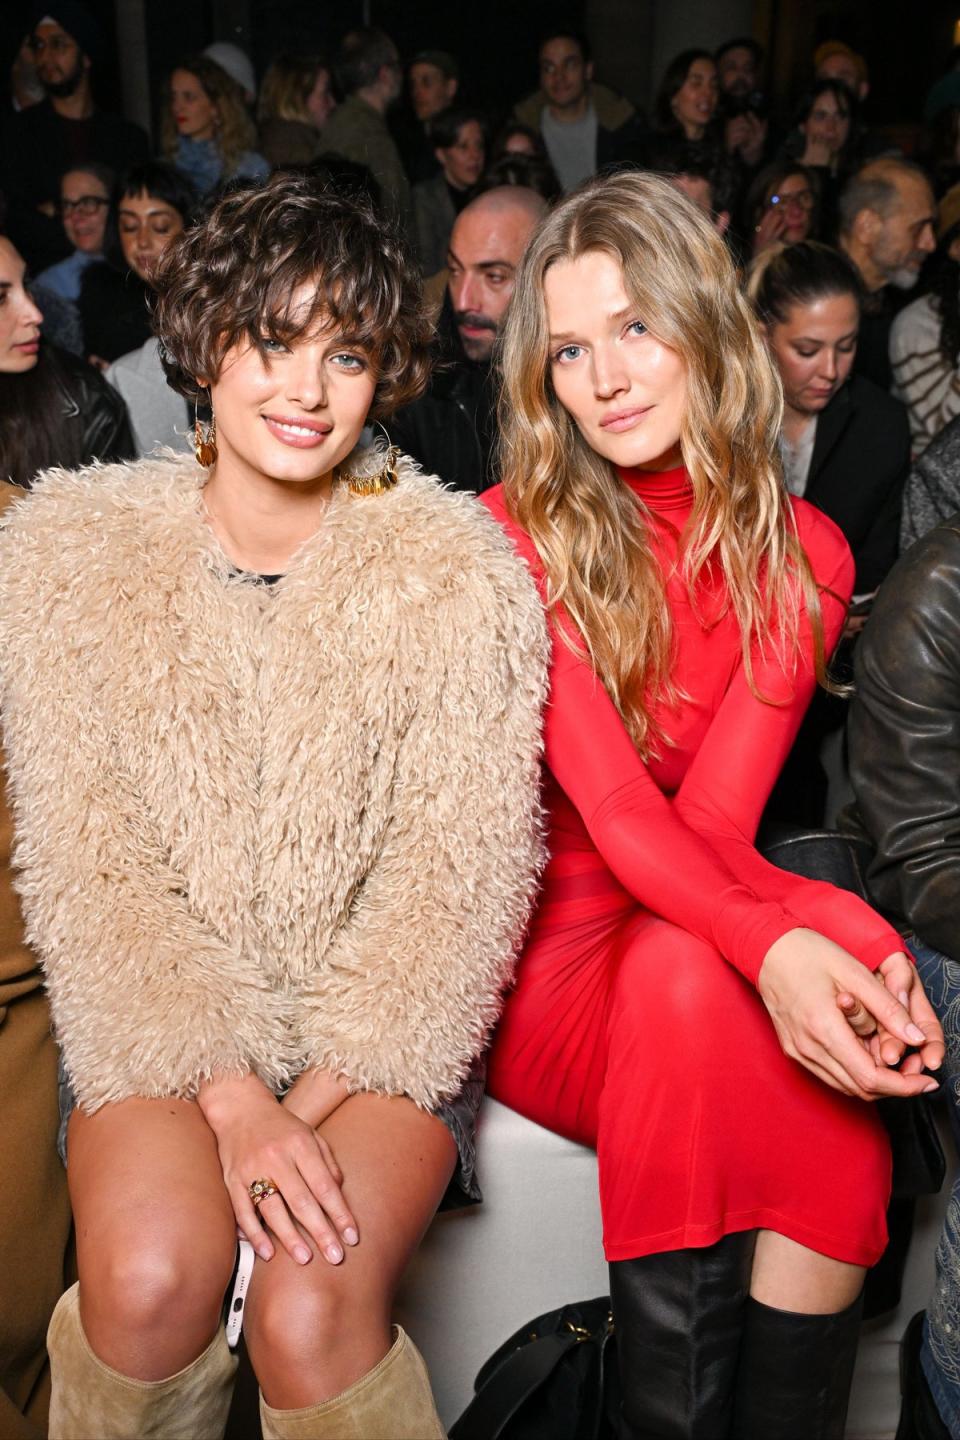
[
  {"xmin": 391, "ymin": 185, "xmax": 548, "ymax": 493},
  {"xmin": 838, "ymin": 158, "xmax": 936, "ymax": 389}
]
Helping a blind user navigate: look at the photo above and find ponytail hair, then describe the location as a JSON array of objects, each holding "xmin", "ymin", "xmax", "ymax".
[{"xmin": 746, "ymin": 239, "xmax": 863, "ymax": 328}]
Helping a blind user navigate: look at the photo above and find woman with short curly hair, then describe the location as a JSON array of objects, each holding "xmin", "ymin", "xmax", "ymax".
[
  {"xmin": 163, "ymin": 53, "xmax": 269, "ymax": 195},
  {"xmin": 0, "ymin": 173, "xmax": 547, "ymax": 1440}
]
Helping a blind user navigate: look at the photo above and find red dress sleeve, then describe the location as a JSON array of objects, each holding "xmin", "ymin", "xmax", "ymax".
[
  {"xmin": 480, "ymin": 485, "xmax": 802, "ymax": 985},
  {"xmin": 672, "ymin": 501, "xmax": 904, "ymax": 972}
]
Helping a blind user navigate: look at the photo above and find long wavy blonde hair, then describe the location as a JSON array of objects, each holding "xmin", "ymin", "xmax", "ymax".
[{"xmin": 498, "ymin": 170, "xmax": 826, "ymax": 759}]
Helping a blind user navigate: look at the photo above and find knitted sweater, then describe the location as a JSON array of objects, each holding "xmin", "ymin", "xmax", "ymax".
[{"xmin": 890, "ymin": 293, "xmax": 960, "ymax": 456}]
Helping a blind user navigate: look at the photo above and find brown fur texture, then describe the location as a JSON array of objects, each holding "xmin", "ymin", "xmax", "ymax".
[{"xmin": 0, "ymin": 451, "xmax": 548, "ymax": 1112}]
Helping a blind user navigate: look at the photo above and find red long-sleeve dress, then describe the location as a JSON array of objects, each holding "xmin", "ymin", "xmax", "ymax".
[{"xmin": 481, "ymin": 465, "xmax": 900, "ymax": 1267}]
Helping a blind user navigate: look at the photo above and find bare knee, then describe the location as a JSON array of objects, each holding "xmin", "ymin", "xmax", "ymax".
[
  {"xmin": 80, "ymin": 1231, "xmax": 235, "ymax": 1378},
  {"xmin": 246, "ymin": 1262, "xmax": 392, "ymax": 1406}
]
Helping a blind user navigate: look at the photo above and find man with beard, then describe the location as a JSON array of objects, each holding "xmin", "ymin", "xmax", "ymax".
[
  {"xmin": 2, "ymin": 4, "xmax": 148, "ymax": 272},
  {"xmin": 839, "ymin": 158, "xmax": 936, "ymax": 390},
  {"xmin": 390, "ymin": 186, "xmax": 547, "ymax": 493}
]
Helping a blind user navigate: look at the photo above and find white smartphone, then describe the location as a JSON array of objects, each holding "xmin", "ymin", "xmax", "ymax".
[{"xmin": 225, "ymin": 1238, "xmax": 256, "ymax": 1350}]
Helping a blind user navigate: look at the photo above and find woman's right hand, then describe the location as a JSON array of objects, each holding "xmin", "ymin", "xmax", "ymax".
[
  {"xmin": 197, "ymin": 1072, "xmax": 359, "ymax": 1266},
  {"xmin": 752, "ymin": 205, "xmax": 788, "ymax": 256},
  {"xmin": 757, "ymin": 928, "xmax": 941, "ymax": 1100}
]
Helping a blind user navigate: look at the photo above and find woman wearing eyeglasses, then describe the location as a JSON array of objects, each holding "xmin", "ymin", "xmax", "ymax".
[
  {"xmin": 747, "ymin": 162, "xmax": 820, "ymax": 258},
  {"xmin": 34, "ymin": 165, "xmax": 113, "ymax": 302}
]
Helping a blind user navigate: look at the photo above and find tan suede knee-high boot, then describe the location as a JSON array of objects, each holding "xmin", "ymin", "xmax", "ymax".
[
  {"xmin": 47, "ymin": 1283, "xmax": 237, "ymax": 1440},
  {"xmin": 259, "ymin": 1327, "xmax": 446, "ymax": 1440}
]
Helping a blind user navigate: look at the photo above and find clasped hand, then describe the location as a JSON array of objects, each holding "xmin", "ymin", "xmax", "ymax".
[
  {"xmin": 198, "ymin": 1073, "xmax": 358, "ymax": 1265},
  {"xmin": 759, "ymin": 929, "xmax": 944, "ymax": 1100}
]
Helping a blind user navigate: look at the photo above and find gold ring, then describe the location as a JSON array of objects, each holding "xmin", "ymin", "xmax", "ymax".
[{"xmin": 248, "ymin": 1177, "xmax": 279, "ymax": 1206}]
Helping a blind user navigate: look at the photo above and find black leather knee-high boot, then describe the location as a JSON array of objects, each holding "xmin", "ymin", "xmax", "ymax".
[
  {"xmin": 609, "ymin": 1231, "xmax": 757, "ymax": 1440},
  {"xmin": 730, "ymin": 1292, "xmax": 863, "ymax": 1440}
]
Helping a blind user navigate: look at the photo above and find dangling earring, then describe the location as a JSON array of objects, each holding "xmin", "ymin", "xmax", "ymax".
[
  {"xmin": 343, "ymin": 422, "xmax": 401, "ymax": 497},
  {"xmin": 194, "ymin": 399, "xmax": 217, "ymax": 467}
]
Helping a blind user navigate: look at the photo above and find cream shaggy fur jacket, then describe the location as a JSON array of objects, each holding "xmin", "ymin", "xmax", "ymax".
[{"xmin": 0, "ymin": 451, "xmax": 548, "ymax": 1112}]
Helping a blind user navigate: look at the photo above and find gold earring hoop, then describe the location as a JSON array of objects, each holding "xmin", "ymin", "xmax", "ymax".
[
  {"xmin": 194, "ymin": 397, "xmax": 217, "ymax": 468},
  {"xmin": 343, "ymin": 422, "xmax": 401, "ymax": 498}
]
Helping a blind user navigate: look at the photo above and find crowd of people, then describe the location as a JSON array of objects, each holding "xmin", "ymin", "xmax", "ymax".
[{"xmin": 4, "ymin": 2, "xmax": 960, "ymax": 1439}]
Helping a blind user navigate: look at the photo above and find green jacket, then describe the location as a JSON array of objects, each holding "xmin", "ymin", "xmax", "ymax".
[{"xmin": 321, "ymin": 94, "xmax": 412, "ymax": 232}]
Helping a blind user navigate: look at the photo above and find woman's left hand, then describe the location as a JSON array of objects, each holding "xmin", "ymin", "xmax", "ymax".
[
  {"xmin": 759, "ymin": 928, "xmax": 942, "ymax": 1099},
  {"xmin": 837, "ymin": 951, "xmax": 945, "ymax": 1076}
]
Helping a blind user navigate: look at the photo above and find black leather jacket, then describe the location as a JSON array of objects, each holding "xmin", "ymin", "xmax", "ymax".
[
  {"xmin": 844, "ymin": 515, "xmax": 960, "ymax": 957},
  {"xmin": 45, "ymin": 347, "xmax": 135, "ymax": 482}
]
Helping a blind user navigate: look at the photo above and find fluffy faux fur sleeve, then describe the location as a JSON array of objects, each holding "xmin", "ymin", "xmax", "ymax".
[
  {"xmin": 0, "ymin": 465, "xmax": 295, "ymax": 1108},
  {"xmin": 0, "ymin": 455, "xmax": 548, "ymax": 1111},
  {"xmin": 294, "ymin": 467, "xmax": 549, "ymax": 1108}
]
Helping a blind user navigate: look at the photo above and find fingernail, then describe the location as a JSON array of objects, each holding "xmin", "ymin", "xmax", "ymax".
[
  {"xmin": 924, "ymin": 1081, "xmax": 940, "ymax": 1093},
  {"xmin": 344, "ymin": 1227, "xmax": 359, "ymax": 1246},
  {"xmin": 257, "ymin": 1244, "xmax": 273, "ymax": 1261},
  {"xmin": 899, "ymin": 991, "xmax": 910, "ymax": 1007},
  {"xmin": 326, "ymin": 1244, "xmax": 343, "ymax": 1264},
  {"xmin": 294, "ymin": 1244, "xmax": 311, "ymax": 1264},
  {"xmin": 906, "ymin": 1023, "xmax": 926, "ymax": 1044}
]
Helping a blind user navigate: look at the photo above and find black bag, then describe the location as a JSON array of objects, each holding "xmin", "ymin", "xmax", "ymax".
[
  {"xmin": 449, "ymin": 1298, "xmax": 618, "ymax": 1440},
  {"xmin": 758, "ymin": 827, "xmax": 945, "ymax": 1200}
]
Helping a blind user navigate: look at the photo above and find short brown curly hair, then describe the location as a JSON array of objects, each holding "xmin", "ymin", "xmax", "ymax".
[{"xmin": 152, "ymin": 173, "xmax": 432, "ymax": 417}]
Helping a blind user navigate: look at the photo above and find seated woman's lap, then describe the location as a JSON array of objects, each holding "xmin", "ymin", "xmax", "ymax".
[
  {"xmin": 68, "ymin": 1090, "xmax": 456, "ymax": 1399},
  {"xmin": 488, "ymin": 902, "xmax": 890, "ymax": 1259},
  {"xmin": 244, "ymin": 1092, "xmax": 456, "ymax": 1408}
]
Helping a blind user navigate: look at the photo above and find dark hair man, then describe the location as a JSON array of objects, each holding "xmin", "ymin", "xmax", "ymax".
[
  {"xmin": 390, "ymin": 186, "xmax": 548, "ymax": 493},
  {"xmin": 838, "ymin": 158, "xmax": 936, "ymax": 389},
  {"xmin": 512, "ymin": 27, "xmax": 645, "ymax": 192},
  {"xmin": 409, "ymin": 50, "xmax": 458, "ymax": 125},
  {"xmin": 321, "ymin": 28, "xmax": 411, "ymax": 232},
  {"xmin": 1, "ymin": 2, "xmax": 148, "ymax": 271},
  {"xmin": 393, "ymin": 49, "xmax": 460, "ymax": 185},
  {"xmin": 715, "ymin": 36, "xmax": 775, "ymax": 173}
]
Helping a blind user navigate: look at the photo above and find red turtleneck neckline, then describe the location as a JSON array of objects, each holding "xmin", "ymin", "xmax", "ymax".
[{"xmin": 617, "ymin": 463, "xmax": 692, "ymax": 513}]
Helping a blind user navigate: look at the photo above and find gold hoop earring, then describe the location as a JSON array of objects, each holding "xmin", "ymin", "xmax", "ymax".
[
  {"xmin": 194, "ymin": 400, "xmax": 217, "ymax": 468},
  {"xmin": 343, "ymin": 423, "xmax": 401, "ymax": 498}
]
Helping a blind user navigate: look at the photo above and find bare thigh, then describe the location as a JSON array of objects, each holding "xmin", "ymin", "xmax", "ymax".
[
  {"xmin": 245, "ymin": 1092, "xmax": 456, "ymax": 1408},
  {"xmin": 68, "ymin": 1098, "xmax": 237, "ymax": 1379}
]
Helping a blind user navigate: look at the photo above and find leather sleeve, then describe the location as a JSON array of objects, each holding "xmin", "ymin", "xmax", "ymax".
[
  {"xmin": 848, "ymin": 523, "xmax": 960, "ymax": 959},
  {"xmin": 79, "ymin": 372, "xmax": 136, "ymax": 466}
]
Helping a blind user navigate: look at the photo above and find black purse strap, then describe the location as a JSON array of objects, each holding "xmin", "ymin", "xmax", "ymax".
[{"xmin": 449, "ymin": 1329, "xmax": 592, "ymax": 1440}]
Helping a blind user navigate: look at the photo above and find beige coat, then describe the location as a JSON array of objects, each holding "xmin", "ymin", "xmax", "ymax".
[{"xmin": 0, "ymin": 451, "xmax": 548, "ymax": 1113}]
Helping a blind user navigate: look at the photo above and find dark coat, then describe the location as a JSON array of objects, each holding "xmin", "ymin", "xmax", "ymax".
[
  {"xmin": 389, "ymin": 296, "xmax": 499, "ymax": 494},
  {"xmin": 846, "ymin": 516, "xmax": 960, "ymax": 957},
  {"xmin": 39, "ymin": 347, "xmax": 135, "ymax": 483},
  {"xmin": 78, "ymin": 263, "xmax": 152, "ymax": 365},
  {"xmin": 803, "ymin": 373, "xmax": 910, "ymax": 594},
  {"xmin": 413, "ymin": 172, "xmax": 456, "ymax": 276}
]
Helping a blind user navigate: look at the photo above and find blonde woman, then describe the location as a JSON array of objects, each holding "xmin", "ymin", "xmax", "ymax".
[
  {"xmin": 480, "ymin": 171, "xmax": 944, "ymax": 1439},
  {"xmin": 164, "ymin": 53, "xmax": 269, "ymax": 195},
  {"xmin": 258, "ymin": 54, "xmax": 337, "ymax": 168}
]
